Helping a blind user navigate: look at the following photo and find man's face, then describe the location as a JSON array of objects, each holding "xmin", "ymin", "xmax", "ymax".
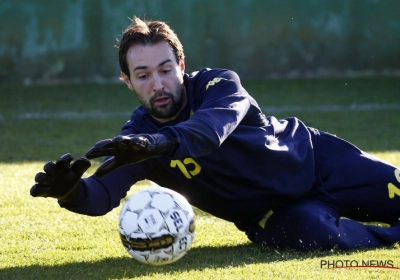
[{"xmin": 121, "ymin": 41, "xmax": 186, "ymax": 123}]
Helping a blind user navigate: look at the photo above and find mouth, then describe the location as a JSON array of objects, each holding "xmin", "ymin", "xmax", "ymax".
[{"xmin": 153, "ymin": 96, "xmax": 171, "ymax": 107}]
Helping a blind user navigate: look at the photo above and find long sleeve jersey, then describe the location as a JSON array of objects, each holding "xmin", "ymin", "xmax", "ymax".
[{"xmin": 61, "ymin": 68, "xmax": 316, "ymax": 228}]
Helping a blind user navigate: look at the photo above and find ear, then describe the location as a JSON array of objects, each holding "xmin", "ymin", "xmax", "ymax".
[
  {"xmin": 120, "ymin": 72, "xmax": 134, "ymax": 91},
  {"xmin": 179, "ymin": 59, "xmax": 185, "ymax": 76}
]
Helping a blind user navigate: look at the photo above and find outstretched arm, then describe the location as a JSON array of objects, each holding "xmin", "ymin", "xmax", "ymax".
[{"xmin": 31, "ymin": 153, "xmax": 142, "ymax": 216}]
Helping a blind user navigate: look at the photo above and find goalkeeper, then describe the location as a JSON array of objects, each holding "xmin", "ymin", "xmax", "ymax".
[{"xmin": 31, "ymin": 17, "xmax": 400, "ymax": 251}]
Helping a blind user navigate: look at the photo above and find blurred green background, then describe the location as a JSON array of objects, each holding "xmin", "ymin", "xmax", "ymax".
[{"xmin": 1, "ymin": 0, "xmax": 399, "ymax": 84}]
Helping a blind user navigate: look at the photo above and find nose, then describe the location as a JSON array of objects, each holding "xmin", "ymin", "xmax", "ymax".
[{"xmin": 152, "ymin": 74, "xmax": 164, "ymax": 92}]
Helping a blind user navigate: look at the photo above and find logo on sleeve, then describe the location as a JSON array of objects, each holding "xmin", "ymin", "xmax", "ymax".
[{"xmin": 206, "ymin": 78, "xmax": 229, "ymax": 90}]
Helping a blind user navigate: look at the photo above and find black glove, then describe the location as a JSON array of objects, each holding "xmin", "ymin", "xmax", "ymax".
[
  {"xmin": 86, "ymin": 133, "xmax": 178, "ymax": 177},
  {"xmin": 30, "ymin": 154, "xmax": 91, "ymax": 203}
]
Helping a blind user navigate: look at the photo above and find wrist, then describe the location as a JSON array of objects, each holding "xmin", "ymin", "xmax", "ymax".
[
  {"xmin": 58, "ymin": 180, "xmax": 82, "ymax": 203},
  {"xmin": 151, "ymin": 133, "xmax": 179, "ymax": 156},
  {"xmin": 152, "ymin": 133, "xmax": 179, "ymax": 156}
]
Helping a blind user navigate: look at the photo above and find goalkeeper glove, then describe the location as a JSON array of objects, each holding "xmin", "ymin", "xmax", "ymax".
[
  {"xmin": 30, "ymin": 154, "xmax": 91, "ymax": 203},
  {"xmin": 85, "ymin": 133, "xmax": 177, "ymax": 177}
]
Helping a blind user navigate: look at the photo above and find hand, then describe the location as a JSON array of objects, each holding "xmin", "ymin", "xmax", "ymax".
[
  {"xmin": 86, "ymin": 133, "xmax": 177, "ymax": 177},
  {"xmin": 30, "ymin": 154, "xmax": 91, "ymax": 202}
]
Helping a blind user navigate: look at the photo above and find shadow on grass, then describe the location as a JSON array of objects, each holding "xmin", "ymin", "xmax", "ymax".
[{"xmin": 1, "ymin": 244, "xmax": 395, "ymax": 280}]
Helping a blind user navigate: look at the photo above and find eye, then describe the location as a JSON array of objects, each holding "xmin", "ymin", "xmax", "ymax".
[
  {"xmin": 138, "ymin": 74, "xmax": 148, "ymax": 80},
  {"xmin": 161, "ymin": 68, "xmax": 172, "ymax": 74}
]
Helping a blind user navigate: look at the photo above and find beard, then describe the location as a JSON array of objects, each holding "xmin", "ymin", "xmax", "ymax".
[{"xmin": 145, "ymin": 86, "xmax": 186, "ymax": 120}]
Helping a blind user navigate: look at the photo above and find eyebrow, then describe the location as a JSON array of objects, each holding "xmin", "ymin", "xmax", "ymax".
[{"xmin": 133, "ymin": 59, "xmax": 172, "ymax": 72}]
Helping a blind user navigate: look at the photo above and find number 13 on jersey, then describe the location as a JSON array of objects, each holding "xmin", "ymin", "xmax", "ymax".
[{"xmin": 170, "ymin": 158, "xmax": 201, "ymax": 179}]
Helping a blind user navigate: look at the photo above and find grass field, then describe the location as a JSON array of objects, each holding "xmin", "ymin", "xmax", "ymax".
[{"xmin": 1, "ymin": 77, "xmax": 400, "ymax": 279}]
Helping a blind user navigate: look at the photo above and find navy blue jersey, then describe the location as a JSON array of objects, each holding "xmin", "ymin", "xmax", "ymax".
[{"xmin": 62, "ymin": 68, "xmax": 316, "ymax": 226}]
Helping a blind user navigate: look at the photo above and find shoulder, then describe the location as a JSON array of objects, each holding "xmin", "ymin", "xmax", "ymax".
[
  {"xmin": 185, "ymin": 68, "xmax": 242, "ymax": 95},
  {"xmin": 187, "ymin": 68, "xmax": 240, "ymax": 84}
]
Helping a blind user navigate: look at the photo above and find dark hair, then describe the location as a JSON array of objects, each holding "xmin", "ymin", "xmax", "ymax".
[{"xmin": 117, "ymin": 17, "xmax": 185, "ymax": 77}]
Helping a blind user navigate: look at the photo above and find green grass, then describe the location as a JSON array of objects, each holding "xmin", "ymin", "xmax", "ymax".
[{"xmin": 1, "ymin": 77, "xmax": 400, "ymax": 279}]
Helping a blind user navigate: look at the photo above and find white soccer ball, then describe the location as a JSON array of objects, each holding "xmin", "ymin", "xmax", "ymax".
[{"xmin": 118, "ymin": 186, "xmax": 195, "ymax": 265}]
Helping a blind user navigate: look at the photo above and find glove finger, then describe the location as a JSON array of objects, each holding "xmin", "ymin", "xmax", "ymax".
[
  {"xmin": 112, "ymin": 135, "xmax": 132, "ymax": 143},
  {"xmin": 93, "ymin": 156, "xmax": 119, "ymax": 177},
  {"xmin": 43, "ymin": 161, "xmax": 60, "ymax": 178},
  {"xmin": 31, "ymin": 169, "xmax": 55, "ymax": 196},
  {"xmin": 55, "ymin": 153, "xmax": 73, "ymax": 170},
  {"xmin": 34, "ymin": 172, "xmax": 54, "ymax": 185},
  {"xmin": 86, "ymin": 147, "xmax": 118, "ymax": 159},
  {"xmin": 94, "ymin": 139, "xmax": 114, "ymax": 149},
  {"xmin": 126, "ymin": 135, "xmax": 150, "ymax": 153},
  {"xmin": 86, "ymin": 139, "xmax": 115, "ymax": 159},
  {"xmin": 30, "ymin": 184, "xmax": 50, "ymax": 197},
  {"xmin": 70, "ymin": 157, "xmax": 91, "ymax": 176},
  {"xmin": 112, "ymin": 141, "xmax": 129, "ymax": 150},
  {"xmin": 110, "ymin": 135, "xmax": 131, "ymax": 149}
]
